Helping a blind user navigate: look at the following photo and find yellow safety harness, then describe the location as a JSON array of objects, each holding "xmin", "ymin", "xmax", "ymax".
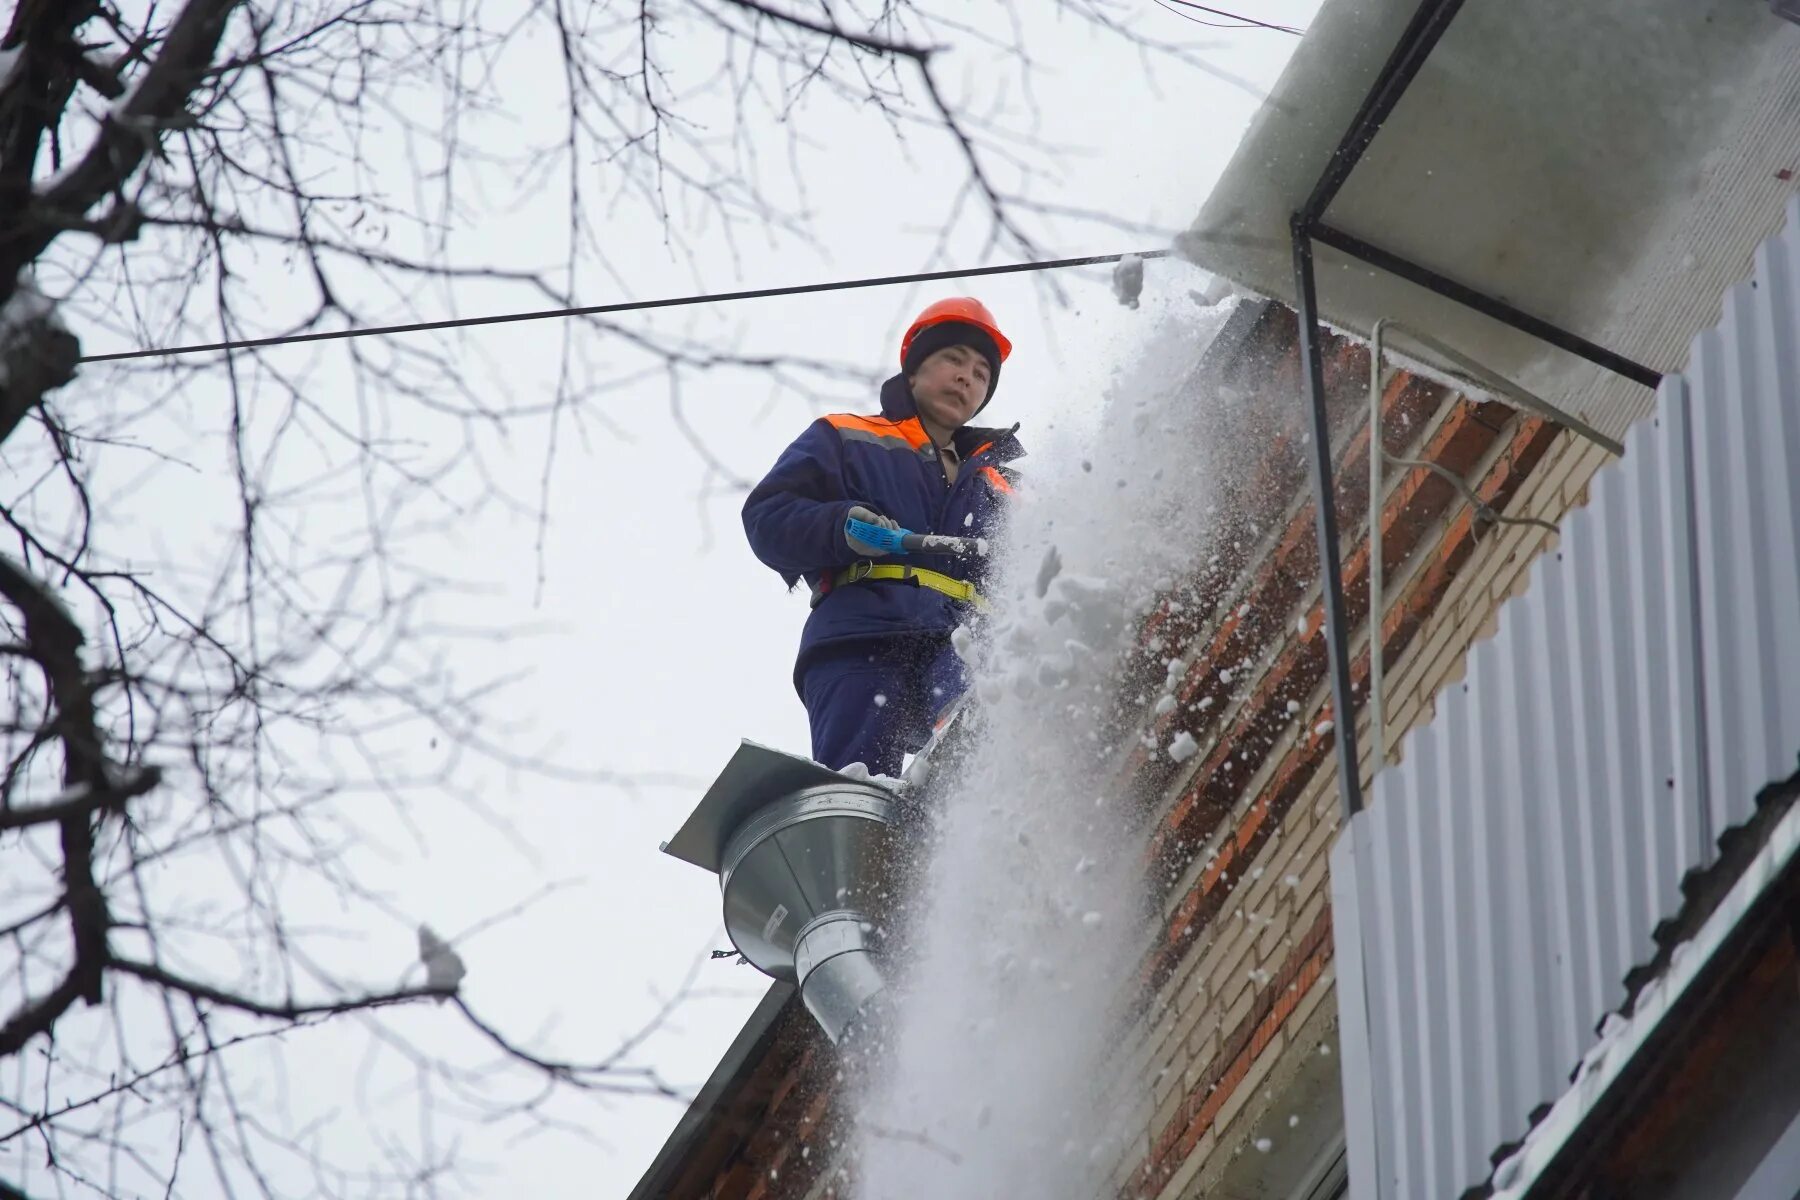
[{"xmin": 829, "ymin": 561, "xmax": 989, "ymax": 611}]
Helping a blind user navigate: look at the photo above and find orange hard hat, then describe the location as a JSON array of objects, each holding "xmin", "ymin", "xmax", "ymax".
[{"xmin": 899, "ymin": 297, "xmax": 1013, "ymax": 370}]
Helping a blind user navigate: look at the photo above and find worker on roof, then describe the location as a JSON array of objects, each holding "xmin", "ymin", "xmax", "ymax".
[{"xmin": 743, "ymin": 297, "xmax": 1023, "ymax": 776}]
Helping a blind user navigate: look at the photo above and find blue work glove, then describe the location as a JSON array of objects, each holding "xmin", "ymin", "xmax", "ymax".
[{"xmin": 845, "ymin": 505, "xmax": 900, "ymax": 557}]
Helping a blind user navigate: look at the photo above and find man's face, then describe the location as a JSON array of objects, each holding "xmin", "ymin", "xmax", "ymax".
[{"xmin": 908, "ymin": 343, "xmax": 991, "ymax": 432}]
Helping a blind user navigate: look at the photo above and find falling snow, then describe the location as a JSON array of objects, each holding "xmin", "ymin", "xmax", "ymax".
[
  {"xmin": 952, "ymin": 623, "xmax": 978, "ymax": 664},
  {"xmin": 1111, "ymin": 253, "xmax": 1145, "ymax": 309},
  {"xmin": 857, "ymin": 293, "xmax": 1245, "ymax": 1200}
]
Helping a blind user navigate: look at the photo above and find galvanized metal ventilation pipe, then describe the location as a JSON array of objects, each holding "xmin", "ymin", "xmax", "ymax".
[{"xmin": 662, "ymin": 742, "xmax": 903, "ymax": 1045}]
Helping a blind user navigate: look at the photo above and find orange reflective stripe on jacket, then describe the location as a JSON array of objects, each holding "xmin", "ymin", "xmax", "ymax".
[
  {"xmin": 980, "ymin": 464, "xmax": 1015, "ymax": 494},
  {"xmin": 825, "ymin": 412, "xmax": 930, "ymax": 451}
]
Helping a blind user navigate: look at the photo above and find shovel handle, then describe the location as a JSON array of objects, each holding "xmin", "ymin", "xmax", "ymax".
[{"xmin": 845, "ymin": 517, "xmax": 985, "ymax": 558}]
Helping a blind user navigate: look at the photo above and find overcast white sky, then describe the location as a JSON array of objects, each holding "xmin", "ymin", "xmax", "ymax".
[{"xmin": 23, "ymin": 4, "xmax": 1324, "ymax": 1196}]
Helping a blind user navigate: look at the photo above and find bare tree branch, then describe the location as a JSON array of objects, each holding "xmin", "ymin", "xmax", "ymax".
[
  {"xmin": 0, "ymin": 0, "xmax": 1256, "ymax": 1191},
  {"xmin": 4, "ymin": 0, "xmax": 245, "ymax": 298},
  {"xmin": 110, "ymin": 956, "xmax": 452, "ymax": 1019}
]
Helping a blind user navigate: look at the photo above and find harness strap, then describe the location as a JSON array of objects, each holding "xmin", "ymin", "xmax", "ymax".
[{"xmin": 816, "ymin": 562, "xmax": 989, "ymax": 611}]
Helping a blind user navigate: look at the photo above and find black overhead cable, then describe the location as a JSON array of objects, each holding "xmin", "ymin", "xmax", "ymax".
[
  {"xmin": 77, "ymin": 248, "xmax": 1172, "ymax": 365},
  {"xmin": 1157, "ymin": 0, "xmax": 1304, "ymax": 35}
]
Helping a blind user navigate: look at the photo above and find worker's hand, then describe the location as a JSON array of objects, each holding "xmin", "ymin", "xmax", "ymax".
[{"xmin": 845, "ymin": 505, "xmax": 900, "ymax": 557}]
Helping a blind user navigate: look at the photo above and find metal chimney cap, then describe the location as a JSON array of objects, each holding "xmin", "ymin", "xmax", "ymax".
[{"xmin": 661, "ymin": 740, "xmax": 849, "ymax": 875}]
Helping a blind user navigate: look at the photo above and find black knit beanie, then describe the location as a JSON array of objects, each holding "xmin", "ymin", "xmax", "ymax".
[{"xmin": 902, "ymin": 321, "xmax": 1002, "ymax": 403}]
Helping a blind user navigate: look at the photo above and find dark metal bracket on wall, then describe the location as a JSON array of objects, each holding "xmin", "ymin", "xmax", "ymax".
[{"xmin": 1290, "ymin": 0, "xmax": 1662, "ymax": 823}]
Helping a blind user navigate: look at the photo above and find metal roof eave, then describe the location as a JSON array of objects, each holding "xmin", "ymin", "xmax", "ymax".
[
  {"xmin": 1181, "ymin": 0, "xmax": 1800, "ymax": 442},
  {"xmin": 624, "ymin": 981, "xmax": 798, "ymax": 1200}
]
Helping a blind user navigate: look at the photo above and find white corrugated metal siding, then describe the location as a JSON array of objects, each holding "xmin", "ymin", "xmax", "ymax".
[{"xmin": 1332, "ymin": 194, "xmax": 1800, "ymax": 1199}]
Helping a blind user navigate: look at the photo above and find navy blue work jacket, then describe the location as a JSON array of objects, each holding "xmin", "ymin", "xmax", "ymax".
[{"xmin": 742, "ymin": 373, "xmax": 1023, "ymax": 685}]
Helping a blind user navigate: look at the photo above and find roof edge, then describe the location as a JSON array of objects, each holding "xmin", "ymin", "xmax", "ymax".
[
  {"xmin": 1484, "ymin": 786, "xmax": 1800, "ymax": 1199},
  {"xmin": 626, "ymin": 981, "xmax": 797, "ymax": 1200}
]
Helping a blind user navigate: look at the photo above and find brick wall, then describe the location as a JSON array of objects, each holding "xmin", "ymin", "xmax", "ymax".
[{"xmin": 1110, "ymin": 413, "xmax": 1612, "ymax": 1199}]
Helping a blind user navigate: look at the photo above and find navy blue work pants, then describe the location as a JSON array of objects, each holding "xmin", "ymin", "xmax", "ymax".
[{"xmin": 800, "ymin": 636, "xmax": 966, "ymax": 776}]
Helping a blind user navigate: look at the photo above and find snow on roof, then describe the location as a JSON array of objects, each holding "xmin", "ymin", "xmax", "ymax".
[{"xmin": 1178, "ymin": 0, "xmax": 1800, "ymax": 443}]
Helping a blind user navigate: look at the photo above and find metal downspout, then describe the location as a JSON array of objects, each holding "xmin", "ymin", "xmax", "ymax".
[
  {"xmin": 1292, "ymin": 219, "xmax": 1366, "ymax": 822},
  {"xmin": 1370, "ymin": 320, "xmax": 1389, "ymax": 782}
]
